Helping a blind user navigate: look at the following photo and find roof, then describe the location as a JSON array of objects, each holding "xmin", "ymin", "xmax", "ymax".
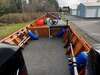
[{"xmin": 81, "ymin": 2, "xmax": 100, "ymax": 7}]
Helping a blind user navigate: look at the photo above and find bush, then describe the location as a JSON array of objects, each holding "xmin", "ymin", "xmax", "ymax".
[{"xmin": 0, "ymin": 12, "xmax": 44, "ymax": 24}]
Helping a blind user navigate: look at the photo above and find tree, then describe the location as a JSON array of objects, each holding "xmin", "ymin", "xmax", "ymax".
[
  {"xmin": 15, "ymin": 0, "xmax": 22, "ymax": 12},
  {"xmin": 8, "ymin": 0, "xmax": 22, "ymax": 13}
]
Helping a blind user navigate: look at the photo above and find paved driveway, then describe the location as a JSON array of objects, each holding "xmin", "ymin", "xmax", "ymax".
[{"xmin": 65, "ymin": 16, "xmax": 100, "ymax": 43}]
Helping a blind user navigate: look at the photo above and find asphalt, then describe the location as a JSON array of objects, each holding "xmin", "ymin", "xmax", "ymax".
[
  {"xmin": 22, "ymin": 38, "xmax": 70, "ymax": 75},
  {"xmin": 65, "ymin": 15, "xmax": 100, "ymax": 44}
]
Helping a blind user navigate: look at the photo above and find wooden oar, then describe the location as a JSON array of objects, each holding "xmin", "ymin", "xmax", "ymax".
[{"xmin": 70, "ymin": 43, "xmax": 79, "ymax": 75}]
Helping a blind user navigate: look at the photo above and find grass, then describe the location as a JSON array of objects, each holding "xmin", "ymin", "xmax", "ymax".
[{"xmin": 0, "ymin": 21, "xmax": 34, "ymax": 39}]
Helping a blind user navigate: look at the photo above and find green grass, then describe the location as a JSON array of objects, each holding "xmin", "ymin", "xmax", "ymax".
[{"xmin": 0, "ymin": 21, "xmax": 34, "ymax": 39}]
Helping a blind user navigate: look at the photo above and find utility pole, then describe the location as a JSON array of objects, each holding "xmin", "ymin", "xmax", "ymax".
[
  {"xmin": 21, "ymin": 0, "xmax": 24, "ymax": 12},
  {"xmin": 21, "ymin": 0, "xmax": 25, "ymax": 20}
]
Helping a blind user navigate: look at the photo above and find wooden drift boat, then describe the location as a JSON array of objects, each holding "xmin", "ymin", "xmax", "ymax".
[{"xmin": 0, "ymin": 13, "xmax": 99, "ymax": 75}]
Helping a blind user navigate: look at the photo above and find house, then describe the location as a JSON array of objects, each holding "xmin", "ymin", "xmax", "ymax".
[
  {"xmin": 71, "ymin": 8, "xmax": 77, "ymax": 16},
  {"xmin": 70, "ymin": 4, "xmax": 79, "ymax": 16},
  {"xmin": 77, "ymin": 2, "xmax": 100, "ymax": 18}
]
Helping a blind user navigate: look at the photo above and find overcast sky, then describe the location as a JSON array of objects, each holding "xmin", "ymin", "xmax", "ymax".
[{"xmin": 57, "ymin": 0, "xmax": 97, "ymax": 8}]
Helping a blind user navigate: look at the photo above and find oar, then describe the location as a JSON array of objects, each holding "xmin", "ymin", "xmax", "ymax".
[{"xmin": 70, "ymin": 43, "xmax": 79, "ymax": 75}]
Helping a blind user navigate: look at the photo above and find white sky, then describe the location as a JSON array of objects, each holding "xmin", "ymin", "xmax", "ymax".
[{"xmin": 57, "ymin": 0, "xmax": 98, "ymax": 9}]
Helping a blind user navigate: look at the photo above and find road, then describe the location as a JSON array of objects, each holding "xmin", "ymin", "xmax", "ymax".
[{"xmin": 65, "ymin": 15, "xmax": 100, "ymax": 44}]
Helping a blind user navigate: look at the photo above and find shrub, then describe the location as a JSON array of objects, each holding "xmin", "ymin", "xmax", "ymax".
[{"xmin": 0, "ymin": 12, "xmax": 44, "ymax": 24}]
